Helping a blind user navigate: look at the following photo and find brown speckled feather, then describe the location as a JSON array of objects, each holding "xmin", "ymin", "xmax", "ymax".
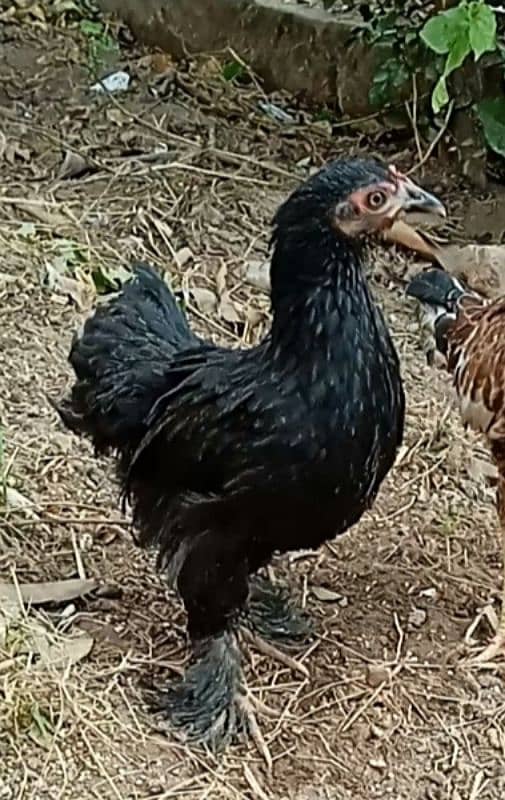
[
  {"xmin": 407, "ymin": 267, "xmax": 505, "ymax": 657},
  {"xmin": 447, "ymin": 297, "xmax": 505, "ymax": 440}
]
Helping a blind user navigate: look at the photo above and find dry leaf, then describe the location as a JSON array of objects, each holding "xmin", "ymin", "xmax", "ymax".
[
  {"xmin": 0, "ymin": 271, "xmax": 18, "ymax": 287},
  {"xmin": 58, "ymin": 150, "xmax": 89, "ymax": 180},
  {"xmin": 0, "ymin": 578, "xmax": 98, "ymax": 606},
  {"xmin": 467, "ymin": 456, "xmax": 498, "ymax": 485},
  {"xmin": 243, "ymin": 307, "xmax": 264, "ymax": 329},
  {"xmin": 311, "ymin": 586, "xmax": 342, "ymax": 602},
  {"xmin": 149, "ymin": 52, "xmax": 175, "ymax": 74},
  {"xmin": 191, "ymin": 287, "xmax": 217, "ymax": 314},
  {"xmin": 175, "ymin": 247, "xmax": 193, "ymax": 268},
  {"xmin": 216, "ymin": 263, "xmax": 228, "ymax": 297},
  {"xmin": 0, "ymin": 602, "xmax": 20, "ymax": 647},
  {"xmin": 4, "ymin": 139, "xmax": 31, "ymax": 164},
  {"xmin": 10, "ymin": 198, "xmax": 68, "ymax": 227},
  {"xmin": 35, "ymin": 633, "xmax": 94, "ymax": 669},
  {"xmin": 76, "ymin": 618, "xmax": 131, "ymax": 651},
  {"xmin": 218, "ymin": 291, "xmax": 241, "ymax": 324},
  {"xmin": 4, "ymin": 486, "xmax": 33, "ymax": 510},
  {"xmin": 45, "ymin": 262, "xmax": 95, "ymax": 311},
  {"xmin": 245, "ymin": 259, "xmax": 270, "ymax": 292}
]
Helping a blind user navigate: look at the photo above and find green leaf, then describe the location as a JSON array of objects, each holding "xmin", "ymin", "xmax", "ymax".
[
  {"xmin": 421, "ymin": 6, "xmax": 469, "ymax": 55},
  {"xmin": 369, "ymin": 55, "xmax": 409, "ymax": 109},
  {"xmin": 432, "ymin": 75, "xmax": 449, "ymax": 114},
  {"xmin": 222, "ymin": 61, "xmax": 245, "ymax": 82},
  {"xmin": 91, "ymin": 264, "xmax": 131, "ymax": 294},
  {"xmin": 477, "ymin": 97, "xmax": 505, "ymax": 157},
  {"xmin": 445, "ymin": 34, "xmax": 471, "ymax": 74},
  {"xmin": 80, "ymin": 19, "xmax": 103, "ymax": 37},
  {"xmin": 468, "ymin": 1, "xmax": 497, "ymax": 60},
  {"xmin": 421, "ymin": 14, "xmax": 452, "ymax": 54}
]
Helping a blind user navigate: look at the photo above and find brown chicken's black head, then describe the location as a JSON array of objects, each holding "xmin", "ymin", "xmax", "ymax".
[{"xmin": 273, "ymin": 158, "xmax": 446, "ymax": 242}]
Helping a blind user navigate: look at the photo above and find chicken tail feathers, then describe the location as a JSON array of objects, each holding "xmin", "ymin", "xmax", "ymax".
[
  {"xmin": 405, "ymin": 268, "xmax": 470, "ymax": 362},
  {"xmin": 406, "ymin": 268, "xmax": 466, "ymax": 310},
  {"xmin": 55, "ymin": 263, "xmax": 198, "ymax": 455}
]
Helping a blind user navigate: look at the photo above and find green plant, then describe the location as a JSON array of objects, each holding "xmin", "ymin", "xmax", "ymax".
[
  {"xmin": 222, "ymin": 60, "xmax": 246, "ymax": 82},
  {"xmin": 361, "ymin": 3, "xmax": 443, "ymax": 112},
  {"xmin": 79, "ymin": 17, "xmax": 119, "ymax": 75},
  {"xmin": 421, "ymin": 1, "xmax": 497, "ymax": 113},
  {"xmin": 356, "ymin": 1, "xmax": 505, "ymax": 162}
]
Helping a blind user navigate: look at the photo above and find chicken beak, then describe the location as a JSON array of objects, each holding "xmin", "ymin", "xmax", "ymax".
[{"xmin": 397, "ymin": 179, "xmax": 447, "ymax": 225}]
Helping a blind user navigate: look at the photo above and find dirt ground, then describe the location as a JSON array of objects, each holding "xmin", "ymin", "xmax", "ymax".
[{"xmin": 1, "ymin": 9, "xmax": 505, "ymax": 800}]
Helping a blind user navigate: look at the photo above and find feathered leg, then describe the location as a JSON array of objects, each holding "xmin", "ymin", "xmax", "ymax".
[
  {"xmin": 472, "ymin": 471, "xmax": 505, "ymax": 663},
  {"xmin": 244, "ymin": 574, "xmax": 312, "ymax": 647},
  {"xmin": 157, "ymin": 531, "xmax": 258, "ymax": 749}
]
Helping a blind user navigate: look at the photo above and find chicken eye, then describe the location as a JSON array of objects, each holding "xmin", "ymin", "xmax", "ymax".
[{"xmin": 366, "ymin": 190, "xmax": 387, "ymax": 210}]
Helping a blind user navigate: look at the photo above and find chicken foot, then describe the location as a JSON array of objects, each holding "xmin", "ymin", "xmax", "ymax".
[
  {"xmin": 243, "ymin": 574, "xmax": 311, "ymax": 648},
  {"xmin": 470, "ymin": 519, "xmax": 505, "ymax": 664},
  {"xmin": 157, "ymin": 629, "xmax": 257, "ymax": 749}
]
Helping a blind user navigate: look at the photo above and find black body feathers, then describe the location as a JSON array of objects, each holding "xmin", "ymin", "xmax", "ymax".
[
  {"xmin": 406, "ymin": 268, "xmax": 465, "ymax": 311},
  {"xmin": 57, "ymin": 159, "xmax": 405, "ymax": 641}
]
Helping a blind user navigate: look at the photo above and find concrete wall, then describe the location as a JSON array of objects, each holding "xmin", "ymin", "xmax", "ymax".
[{"xmin": 96, "ymin": 0, "xmax": 375, "ymax": 115}]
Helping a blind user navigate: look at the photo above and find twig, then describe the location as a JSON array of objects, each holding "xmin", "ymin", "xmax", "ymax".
[
  {"xmin": 405, "ymin": 74, "xmax": 423, "ymax": 164},
  {"xmin": 340, "ymin": 664, "xmax": 402, "ymax": 733},
  {"xmin": 88, "ymin": 90, "xmax": 294, "ymax": 179},
  {"xmin": 393, "ymin": 611, "xmax": 404, "ymax": 663},
  {"xmin": 81, "ymin": 732, "xmax": 125, "ymax": 800},
  {"xmin": 71, "ymin": 532, "xmax": 86, "ymax": 581},
  {"xmin": 243, "ymin": 765, "xmax": 272, "ymax": 800},
  {"xmin": 151, "ymin": 160, "xmax": 270, "ymax": 186},
  {"xmin": 408, "ymin": 99, "xmax": 455, "ymax": 174}
]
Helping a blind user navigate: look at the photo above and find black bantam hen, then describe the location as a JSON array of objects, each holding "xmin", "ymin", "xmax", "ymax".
[{"xmin": 56, "ymin": 159, "xmax": 445, "ymax": 748}]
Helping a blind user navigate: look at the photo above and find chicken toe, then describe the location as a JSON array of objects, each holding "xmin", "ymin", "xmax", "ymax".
[{"xmin": 244, "ymin": 574, "xmax": 312, "ymax": 647}]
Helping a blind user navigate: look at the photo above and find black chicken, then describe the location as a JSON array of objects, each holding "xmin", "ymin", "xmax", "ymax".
[{"xmin": 56, "ymin": 159, "xmax": 445, "ymax": 747}]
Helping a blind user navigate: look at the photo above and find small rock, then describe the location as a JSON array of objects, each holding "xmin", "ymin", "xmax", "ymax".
[
  {"xmin": 95, "ymin": 584, "xmax": 122, "ymax": 599},
  {"xmin": 488, "ymin": 727, "xmax": 501, "ymax": 749},
  {"xmin": 311, "ymin": 586, "xmax": 342, "ymax": 602},
  {"xmin": 175, "ymin": 247, "xmax": 193, "ymax": 268},
  {"xmin": 366, "ymin": 664, "xmax": 390, "ymax": 688},
  {"xmin": 419, "ymin": 587, "xmax": 438, "ymax": 600},
  {"xmin": 428, "ymin": 771, "xmax": 445, "ymax": 787},
  {"xmin": 369, "ymin": 757, "xmax": 387, "ymax": 770},
  {"xmin": 370, "ymin": 724, "xmax": 386, "ymax": 739},
  {"xmin": 408, "ymin": 608, "xmax": 427, "ymax": 628}
]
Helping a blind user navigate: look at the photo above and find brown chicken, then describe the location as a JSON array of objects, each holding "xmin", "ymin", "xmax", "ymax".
[{"xmin": 407, "ymin": 268, "xmax": 505, "ymax": 662}]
